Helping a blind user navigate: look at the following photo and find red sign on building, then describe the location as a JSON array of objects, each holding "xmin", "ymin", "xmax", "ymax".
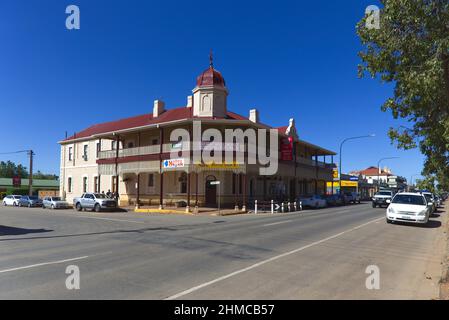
[
  {"xmin": 12, "ymin": 176, "xmax": 21, "ymax": 188},
  {"xmin": 280, "ymin": 137, "xmax": 294, "ymax": 161}
]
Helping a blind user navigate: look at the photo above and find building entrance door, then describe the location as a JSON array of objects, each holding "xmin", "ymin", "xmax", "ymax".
[{"xmin": 205, "ymin": 175, "xmax": 217, "ymax": 207}]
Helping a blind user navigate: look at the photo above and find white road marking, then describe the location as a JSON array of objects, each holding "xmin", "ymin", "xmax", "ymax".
[
  {"xmin": 165, "ymin": 216, "xmax": 385, "ymax": 300},
  {"xmin": 262, "ymin": 220, "xmax": 292, "ymax": 227},
  {"xmin": 79, "ymin": 216, "xmax": 145, "ymax": 224},
  {"xmin": 0, "ymin": 256, "xmax": 89, "ymax": 274}
]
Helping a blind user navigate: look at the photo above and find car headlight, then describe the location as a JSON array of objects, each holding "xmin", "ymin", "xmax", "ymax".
[
  {"xmin": 418, "ymin": 210, "xmax": 427, "ymax": 216},
  {"xmin": 388, "ymin": 207, "xmax": 395, "ymax": 214}
]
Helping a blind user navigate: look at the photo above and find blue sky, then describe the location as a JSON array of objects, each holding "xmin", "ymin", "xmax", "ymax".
[{"xmin": 0, "ymin": 0, "xmax": 424, "ymax": 181}]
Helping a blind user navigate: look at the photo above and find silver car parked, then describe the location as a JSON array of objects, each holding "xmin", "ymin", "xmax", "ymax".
[{"xmin": 42, "ymin": 196, "xmax": 70, "ymax": 209}]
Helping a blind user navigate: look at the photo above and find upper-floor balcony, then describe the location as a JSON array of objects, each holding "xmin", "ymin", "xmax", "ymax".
[{"xmin": 97, "ymin": 143, "xmax": 333, "ymax": 170}]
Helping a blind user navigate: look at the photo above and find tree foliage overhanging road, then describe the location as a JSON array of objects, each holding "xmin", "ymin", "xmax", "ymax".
[{"xmin": 356, "ymin": 0, "xmax": 449, "ymax": 191}]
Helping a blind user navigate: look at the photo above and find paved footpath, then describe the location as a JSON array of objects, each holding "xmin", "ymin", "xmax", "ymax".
[{"xmin": 0, "ymin": 202, "xmax": 446, "ymax": 299}]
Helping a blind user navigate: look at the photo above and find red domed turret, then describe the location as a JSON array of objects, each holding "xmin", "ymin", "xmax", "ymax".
[
  {"xmin": 196, "ymin": 67, "xmax": 226, "ymax": 87},
  {"xmin": 196, "ymin": 51, "xmax": 226, "ymax": 87}
]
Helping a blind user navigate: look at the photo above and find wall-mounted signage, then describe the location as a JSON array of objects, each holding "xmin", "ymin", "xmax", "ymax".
[
  {"xmin": 163, "ymin": 158, "xmax": 185, "ymax": 169},
  {"xmin": 12, "ymin": 176, "xmax": 21, "ymax": 188},
  {"xmin": 281, "ymin": 137, "xmax": 293, "ymax": 161}
]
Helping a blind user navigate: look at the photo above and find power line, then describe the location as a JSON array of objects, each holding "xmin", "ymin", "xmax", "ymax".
[{"xmin": 0, "ymin": 150, "xmax": 31, "ymax": 155}]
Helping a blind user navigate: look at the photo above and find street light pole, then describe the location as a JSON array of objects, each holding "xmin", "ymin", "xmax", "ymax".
[
  {"xmin": 376, "ymin": 157, "xmax": 399, "ymax": 191},
  {"xmin": 339, "ymin": 134, "xmax": 375, "ymax": 195},
  {"xmin": 410, "ymin": 174, "xmax": 421, "ymax": 191}
]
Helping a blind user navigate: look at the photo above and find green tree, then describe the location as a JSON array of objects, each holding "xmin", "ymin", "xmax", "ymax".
[
  {"xmin": 415, "ymin": 176, "xmax": 436, "ymax": 193},
  {"xmin": 356, "ymin": 0, "xmax": 449, "ymax": 190},
  {"xmin": 0, "ymin": 161, "xmax": 28, "ymax": 178}
]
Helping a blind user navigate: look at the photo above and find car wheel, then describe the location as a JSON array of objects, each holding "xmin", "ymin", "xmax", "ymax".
[
  {"xmin": 386, "ymin": 218, "xmax": 392, "ymax": 224},
  {"xmin": 94, "ymin": 204, "xmax": 101, "ymax": 213},
  {"xmin": 372, "ymin": 203, "xmax": 376, "ymax": 208},
  {"xmin": 75, "ymin": 203, "xmax": 82, "ymax": 212},
  {"xmin": 2, "ymin": 201, "xmax": 6, "ymax": 206},
  {"xmin": 51, "ymin": 204, "xmax": 55, "ymax": 210},
  {"xmin": 28, "ymin": 203, "xmax": 31, "ymax": 208}
]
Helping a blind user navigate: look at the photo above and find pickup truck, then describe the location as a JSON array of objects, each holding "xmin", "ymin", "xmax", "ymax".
[
  {"xmin": 73, "ymin": 193, "xmax": 117, "ymax": 212},
  {"xmin": 372, "ymin": 190, "xmax": 393, "ymax": 208}
]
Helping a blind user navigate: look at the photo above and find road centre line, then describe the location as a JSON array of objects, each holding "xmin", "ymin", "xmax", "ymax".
[
  {"xmin": 0, "ymin": 256, "xmax": 89, "ymax": 274},
  {"xmin": 78, "ymin": 216, "xmax": 145, "ymax": 224},
  {"xmin": 262, "ymin": 220, "xmax": 293, "ymax": 227},
  {"xmin": 165, "ymin": 216, "xmax": 385, "ymax": 300}
]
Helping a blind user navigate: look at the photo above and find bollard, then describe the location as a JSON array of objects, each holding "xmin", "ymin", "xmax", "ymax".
[
  {"xmin": 255, "ymin": 200, "xmax": 258, "ymax": 215},
  {"xmin": 288, "ymin": 202, "xmax": 291, "ymax": 212},
  {"xmin": 271, "ymin": 200, "xmax": 274, "ymax": 214},
  {"xmin": 294, "ymin": 201, "xmax": 297, "ymax": 212},
  {"xmin": 281, "ymin": 203, "xmax": 284, "ymax": 213}
]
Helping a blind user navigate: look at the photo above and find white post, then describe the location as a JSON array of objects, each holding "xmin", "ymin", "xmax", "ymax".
[
  {"xmin": 218, "ymin": 183, "xmax": 221, "ymax": 216},
  {"xmin": 294, "ymin": 201, "xmax": 297, "ymax": 212},
  {"xmin": 255, "ymin": 200, "xmax": 258, "ymax": 215},
  {"xmin": 281, "ymin": 203, "xmax": 284, "ymax": 213},
  {"xmin": 271, "ymin": 200, "xmax": 274, "ymax": 214},
  {"xmin": 288, "ymin": 202, "xmax": 291, "ymax": 212}
]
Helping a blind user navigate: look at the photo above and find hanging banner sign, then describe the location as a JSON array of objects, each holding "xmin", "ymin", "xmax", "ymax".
[{"xmin": 280, "ymin": 137, "xmax": 294, "ymax": 161}]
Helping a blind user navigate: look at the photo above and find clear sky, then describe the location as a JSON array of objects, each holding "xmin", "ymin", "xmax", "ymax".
[{"xmin": 0, "ymin": 0, "xmax": 424, "ymax": 181}]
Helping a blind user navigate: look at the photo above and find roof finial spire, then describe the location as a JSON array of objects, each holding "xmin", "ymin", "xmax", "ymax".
[{"xmin": 209, "ymin": 49, "xmax": 214, "ymax": 68}]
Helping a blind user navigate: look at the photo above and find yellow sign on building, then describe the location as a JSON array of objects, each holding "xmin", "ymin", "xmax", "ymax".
[
  {"xmin": 327, "ymin": 181, "xmax": 358, "ymax": 188},
  {"xmin": 333, "ymin": 168, "xmax": 339, "ymax": 179}
]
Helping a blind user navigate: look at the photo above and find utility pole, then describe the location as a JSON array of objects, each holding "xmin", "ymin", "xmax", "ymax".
[{"xmin": 28, "ymin": 150, "xmax": 34, "ymax": 196}]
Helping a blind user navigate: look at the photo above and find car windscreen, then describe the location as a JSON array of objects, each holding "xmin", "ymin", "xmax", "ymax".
[
  {"xmin": 392, "ymin": 195, "xmax": 425, "ymax": 205},
  {"xmin": 94, "ymin": 194, "xmax": 106, "ymax": 199},
  {"xmin": 29, "ymin": 196, "xmax": 39, "ymax": 200},
  {"xmin": 377, "ymin": 192, "xmax": 391, "ymax": 196},
  {"xmin": 51, "ymin": 197, "xmax": 62, "ymax": 201},
  {"xmin": 424, "ymin": 194, "xmax": 432, "ymax": 202}
]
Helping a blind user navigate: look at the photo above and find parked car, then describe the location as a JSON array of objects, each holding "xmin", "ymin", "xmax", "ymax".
[
  {"xmin": 434, "ymin": 195, "xmax": 442, "ymax": 208},
  {"xmin": 324, "ymin": 194, "xmax": 344, "ymax": 206},
  {"xmin": 386, "ymin": 192, "xmax": 430, "ymax": 225},
  {"xmin": 298, "ymin": 195, "xmax": 327, "ymax": 209},
  {"xmin": 422, "ymin": 192, "xmax": 436, "ymax": 213},
  {"xmin": 372, "ymin": 190, "xmax": 393, "ymax": 208},
  {"xmin": 73, "ymin": 193, "xmax": 117, "ymax": 212},
  {"xmin": 42, "ymin": 196, "xmax": 70, "ymax": 209},
  {"xmin": 344, "ymin": 192, "xmax": 361, "ymax": 204},
  {"xmin": 18, "ymin": 196, "xmax": 43, "ymax": 207},
  {"xmin": 2, "ymin": 195, "xmax": 22, "ymax": 206}
]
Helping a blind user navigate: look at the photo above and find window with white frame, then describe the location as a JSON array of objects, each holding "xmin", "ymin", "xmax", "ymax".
[
  {"xmin": 83, "ymin": 144, "xmax": 88, "ymax": 161},
  {"xmin": 83, "ymin": 177, "xmax": 88, "ymax": 193}
]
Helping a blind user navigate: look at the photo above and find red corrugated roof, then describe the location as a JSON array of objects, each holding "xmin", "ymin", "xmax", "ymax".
[
  {"xmin": 356, "ymin": 166, "xmax": 392, "ymax": 176},
  {"xmin": 64, "ymin": 107, "xmax": 250, "ymax": 141},
  {"xmin": 277, "ymin": 126, "xmax": 288, "ymax": 135}
]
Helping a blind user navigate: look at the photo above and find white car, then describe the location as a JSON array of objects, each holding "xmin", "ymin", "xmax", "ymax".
[
  {"xmin": 386, "ymin": 192, "xmax": 431, "ymax": 225},
  {"xmin": 2, "ymin": 195, "xmax": 22, "ymax": 207},
  {"xmin": 298, "ymin": 195, "xmax": 327, "ymax": 209}
]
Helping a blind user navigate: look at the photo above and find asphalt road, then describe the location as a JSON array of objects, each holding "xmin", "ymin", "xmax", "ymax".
[{"xmin": 0, "ymin": 202, "xmax": 445, "ymax": 299}]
